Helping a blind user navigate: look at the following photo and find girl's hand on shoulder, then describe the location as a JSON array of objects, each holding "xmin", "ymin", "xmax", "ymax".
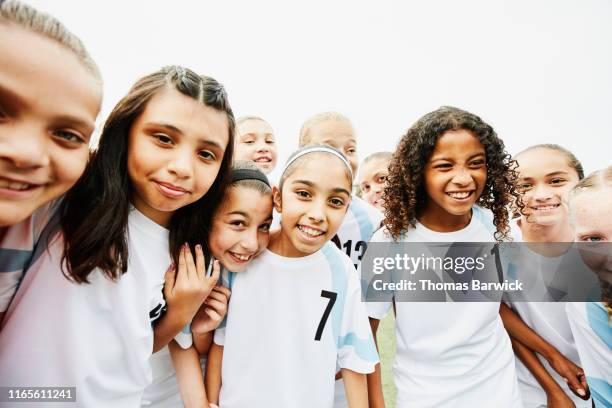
[
  {"xmin": 164, "ymin": 243, "xmax": 221, "ymax": 323},
  {"xmin": 546, "ymin": 391, "xmax": 576, "ymax": 408},
  {"xmin": 191, "ymin": 286, "xmax": 231, "ymax": 334}
]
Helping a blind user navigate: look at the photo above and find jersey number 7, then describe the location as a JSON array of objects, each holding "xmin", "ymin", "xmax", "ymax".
[{"xmin": 315, "ymin": 290, "xmax": 337, "ymax": 341}]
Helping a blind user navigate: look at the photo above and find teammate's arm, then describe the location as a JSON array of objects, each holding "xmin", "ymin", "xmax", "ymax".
[
  {"xmin": 342, "ymin": 368, "xmax": 368, "ymax": 408},
  {"xmin": 205, "ymin": 342, "xmax": 224, "ymax": 405}
]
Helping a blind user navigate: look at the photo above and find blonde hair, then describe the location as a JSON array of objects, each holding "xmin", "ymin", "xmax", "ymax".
[
  {"xmin": 236, "ymin": 115, "xmax": 270, "ymax": 127},
  {"xmin": 569, "ymin": 166, "xmax": 612, "ymax": 201},
  {"xmin": 299, "ymin": 111, "xmax": 354, "ymax": 147},
  {"xmin": 362, "ymin": 151, "xmax": 393, "ymax": 167},
  {"xmin": 0, "ymin": 0, "xmax": 101, "ymax": 83}
]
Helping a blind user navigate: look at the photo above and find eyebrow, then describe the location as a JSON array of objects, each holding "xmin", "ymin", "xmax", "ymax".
[
  {"xmin": 520, "ymin": 171, "xmax": 571, "ymax": 180},
  {"xmin": 146, "ymin": 122, "xmax": 225, "ymax": 150},
  {"xmin": 292, "ymin": 179, "xmax": 351, "ymax": 196},
  {"xmin": 241, "ymin": 132, "xmax": 274, "ymax": 137},
  {"xmin": 430, "ymin": 152, "xmax": 485, "ymax": 162},
  {"xmin": 321, "ymin": 138, "xmax": 356, "ymax": 145},
  {"xmin": 227, "ymin": 210, "xmax": 249, "ymax": 216},
  {"xmin": 0, "ymin": 84, "xmax": 95, "ymax": 132}
]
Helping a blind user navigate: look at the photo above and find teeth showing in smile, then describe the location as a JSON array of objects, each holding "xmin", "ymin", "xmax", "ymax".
[
  {"xmin": 446, "ymin": 191, "xmax": 472, "ymax": 199},
  {"xmin": 0, "ymin": 179, "xmax": 32, "ymax": 190},
  {"xmin": 255, "ymin": 157, "xmax": 271, "ymax": 162},
  {"xmin": 230, "ymin": 252, "xmax": 251, "ymax": 261},
  {"xmin": 298, "ymin": 225, "xmax": 325, "ymax": 238},
  {"xmin": 531, "ymin": 204, "xmax": 560, "ymax": 211}
]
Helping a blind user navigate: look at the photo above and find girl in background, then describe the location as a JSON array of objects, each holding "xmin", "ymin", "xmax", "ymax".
[
  {"xmin": 367, "ymin": 106, "xmax": 523, "ymax": 407},
  {"xmin": 143, "ymin": 161, "xmax": 273, "ymax": 408},
  {"xmin": 233, "ymin": 116, "xmax": 277, "ymax": 175},
  {"xmin": 566, "ymin": 166, "xmax": 612, "ymax": 408},
  {"xmin": 358, "ymin": 151, "xmax": 392, "ymax": 212},
  {"xmin": 207, "ymin": 145, "xmax": 378, "ymax": 408},
  {"xmin": 501, "ymin": 144, "xmax": 591, "ymax": 408},
  {"xmin": 0, "ymin": 0, "xmax": 102, "ymax": 321},
  {"xmin": 0, "ymin": 66, "xmax": 234, "ymax": 407}
]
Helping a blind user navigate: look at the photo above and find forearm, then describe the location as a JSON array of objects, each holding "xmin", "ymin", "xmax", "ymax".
[
  {"xmin": 205, "ymin": 343, "xmax": 223, "ymax": 405},
  {"xmin": 510, "ymin": 337, "xmax": 564, "ymax": 395},
  {"xmin": 193, "ymin": 331, "xmax": 213, "ymax": 355},
  {"xmin": 169, "ymin": 341, "xmax": 207, "ymax": 408},
  {"xmin": 341, "ymin": 368, "xmax": 368, "ymax": 408},
  {"xmin": 499, "ymin": 303, "xmax": 557, "ymax": 360},
  {"xmin": 367, "ymin": 317, "xmax": 385, "ymax": 407},
  {"xmin": 153, "ymin": 309, "xmax": 191, "ymax": 353}
]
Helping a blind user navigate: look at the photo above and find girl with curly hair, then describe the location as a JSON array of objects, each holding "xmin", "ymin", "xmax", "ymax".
[{"xmin": 367, "ymin": 106, "xmax": 523, "ymax": 407}]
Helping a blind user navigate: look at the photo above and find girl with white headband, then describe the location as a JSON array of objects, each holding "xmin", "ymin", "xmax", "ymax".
[{"xmin": 206, "ymin": 145, "xmax": 378, "ymax": 408}]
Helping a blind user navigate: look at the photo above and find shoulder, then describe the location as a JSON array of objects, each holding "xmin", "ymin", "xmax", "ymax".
[
  {"xmin": 370, "ymin": 226, "xmax": 394, "ymax": 243},
  {"xmin": 349, "ymin": 196, "xmax": 384, "ymax": 224},
  {"xmin": 321, "ymin": 242, "xmax": 354, "ymax": 270},
  {"xmin": 471, "ymin": 206, "xmax": 497, "ymax": 237}
]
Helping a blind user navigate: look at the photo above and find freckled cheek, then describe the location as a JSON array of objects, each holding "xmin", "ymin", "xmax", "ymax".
[
  {"xmin": 258, "ymin": 232, "xmax": 271, "ymax": 250},
  {"xmin": 53, "ymin": 147, "xmax": 90, "ymax": 192},
  {"xmin": 193, "ymin": 164, "xmax": 221, "ymax": 197}
]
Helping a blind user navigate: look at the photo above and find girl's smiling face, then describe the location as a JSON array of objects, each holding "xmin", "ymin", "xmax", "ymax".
[
  {"xmin": 571, "ymin": 188, "xmax": 612, "ymax": 287},
  {"xmin": 234, "ymin": 119, "xmax": 277, "ymax": 174},
  {"xmin": 209, "ymin": 186, "xmax": 273, "ymax": 272},
  {"xmin": 421, "ymin": 129, "xmax": 487, "ymax": 229},
  {"xmin": 0, "ymin": 25, "xmax": 101, "ymax": 226},
  {"xmin": 128, "ymin": 86, "xmax": 229, "ymax": 227},
  {"xmin": 359, "ymin": 156, "xmax": 390, "ymax": 211},
  {"xmin": 516, "ymin": 148, "xmax": 580, "ymax": 227},
  {"xmin": 272, "ymin": 153, "xmax": 352, "ymax": 257}
]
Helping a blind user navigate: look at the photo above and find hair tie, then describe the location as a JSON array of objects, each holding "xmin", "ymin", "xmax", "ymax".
[
  {"xmin": 231, "ymin": 168, "xmax": 270, "ymax": 187},
  {"xmin": 175, "ymin": 66, "xmax": 187, "ymax": 86}
]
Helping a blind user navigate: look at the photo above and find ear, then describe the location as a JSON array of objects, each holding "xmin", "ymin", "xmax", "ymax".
[{"xmin": 272, "ymin": 186, "xmax": 282, "ymax": 213}]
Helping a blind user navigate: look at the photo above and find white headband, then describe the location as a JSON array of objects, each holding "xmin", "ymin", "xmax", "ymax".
[{"xmin": 281, "ymin": 146, "xmax": 353, "ymax": 179}]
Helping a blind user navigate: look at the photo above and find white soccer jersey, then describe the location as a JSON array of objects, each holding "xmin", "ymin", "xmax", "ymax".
[
  {"xmin": 0, "ymin": 201, "xmax": 57, "ymax": 312},
  {"xmin": 336, "ymin": 195, "xmax": 383, "ymax": 269},
  {"xmin": 566, "ymin": 302, "xmax": 612, "ymax": 408},
  {"xmin": 215, "ymin": 244, "xmax": 378, "ymax": 408},
  {"xmin": 141, "ymin": 345, "xmax": 208, "ymax": 408},
  {"xmin": 505, "ymin": 245, "xmax": 591, "ymax": 407},
  {"xmin": 0, "ymin": 208, "xmax": 171, "ymax": 408},
  {"xmin": 366, "ymin": 206, "xmax": 523, "ymax": 408},
  {"xmin": 141, "ymin": 270, "xmax": 234, "ymax": 407}
]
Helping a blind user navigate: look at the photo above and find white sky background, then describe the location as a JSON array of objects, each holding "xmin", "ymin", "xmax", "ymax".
[{"xmin": 29, "ymin": 0, "xmax": 611, "ymax": 181}]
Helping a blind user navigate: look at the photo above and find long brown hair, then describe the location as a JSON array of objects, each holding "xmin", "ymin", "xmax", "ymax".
[{"xmin": 60, "ymin": 66, "xmax": 235, "ymax": 283}]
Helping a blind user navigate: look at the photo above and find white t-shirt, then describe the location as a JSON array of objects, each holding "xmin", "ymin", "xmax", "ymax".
[
  {"xmin": 366, "ymin": 206, "xmax": 523, "ymax": 408},
  {"xmin": 336, "ymin": 195, "xmax": 383, "ymax": 269},
  {"xmin": 505, "ymin": 245, "xmax": 591, "ymax": 407},
  {"xmin": 0, "ymin": 202, "xmax": 57, "ymax": 312},
  {"xmin": 0, "ymin": 208, "xmax": 170, "ymax": 408},
  {"xmin": 215, "ymin": 243, "xmax": 378, "ymax": 408},
  {"xmin": 141, "ymin": 270, "xmax": 235, "ymax": 408},
  {"xmin": 566, "ymin": 302, "xmax": 612, "ymax": 408}
]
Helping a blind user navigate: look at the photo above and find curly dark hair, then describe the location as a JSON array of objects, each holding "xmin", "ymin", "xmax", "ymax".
[{"xmin": 383, "ymin": 106, "xmax": 521, "ymax": 242}]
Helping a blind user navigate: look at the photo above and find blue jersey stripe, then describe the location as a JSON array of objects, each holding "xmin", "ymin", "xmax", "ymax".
[
  {"xmin": 587, "ymin": 302, "xmax": 612, "ymax": 349},
  {"xmin": 0, "ymin": 249, "xmax": 32, "ymax": 272},
  {"xmin": 349, "ymin": 198, "xmax": 376, "ymax": 243},
  {"xmin": 321, "ymin": 243, "xmax": 348, "ymax": 345},
  {"xmin": 337, "ymin": 332, "xmax": 379, "ymax": 363}
]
